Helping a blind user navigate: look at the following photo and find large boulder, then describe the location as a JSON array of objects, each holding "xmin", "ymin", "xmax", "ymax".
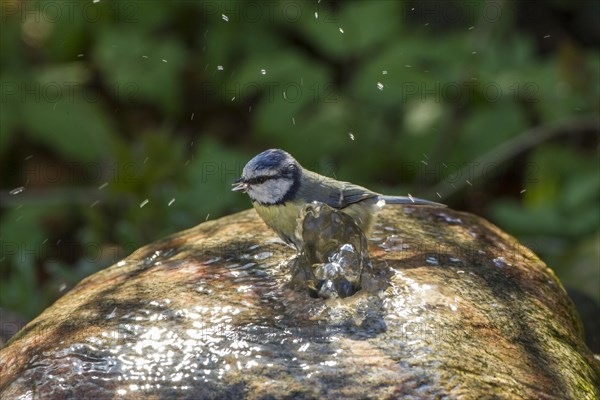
[{"xmin": 1, "ymin": 207, "xmax": 598, "ymax": 399}]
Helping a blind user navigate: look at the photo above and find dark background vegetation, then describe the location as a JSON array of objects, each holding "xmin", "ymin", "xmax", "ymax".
[{"xmin": 0, "ymin": 0, "xmax": 598, "ymax": 346}]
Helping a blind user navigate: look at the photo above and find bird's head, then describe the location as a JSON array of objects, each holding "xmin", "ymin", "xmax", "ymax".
[{"xmin": 232, "ymin": 149, "xmax": 301, "ymax": 205}]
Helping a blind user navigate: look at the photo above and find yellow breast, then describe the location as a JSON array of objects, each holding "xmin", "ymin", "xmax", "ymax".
[
  {"xmin": 253, "ymin": 201, "xmax": 375, "ymax": 248},
  {"xmin": 253, "ymin": 202, "xmax": 304, "ymax": 247}
]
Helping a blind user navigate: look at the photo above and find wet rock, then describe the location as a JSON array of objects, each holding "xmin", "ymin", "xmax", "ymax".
[{"xmin": 1, "ymin": 207, "xmax": 599, "ymax": 399}]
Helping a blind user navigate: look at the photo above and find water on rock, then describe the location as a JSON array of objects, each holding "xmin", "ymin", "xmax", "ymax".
[{"xmin": 1, "ymin": 207, "xmax": 598, "ymax": 399}]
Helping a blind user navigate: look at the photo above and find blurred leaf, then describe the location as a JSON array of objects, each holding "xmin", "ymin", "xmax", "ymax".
[
  {"xmin": 524, "ymin": 145, "xmax": 598, "ymax": 209},
  {"xmin": 0, "ymin": 15, "xmax": 23, "ymax": 69},
  {"xmin": 94, "ymin": 27, "xmax": 187, "ymax": 115},
  {"xmin": 452, "ymin": 102, "xmax": 527, "ymax": 163},
  {"xmin": 0, "ymin": 206, "xmax": 54, "ymax": 316},
  {"xmin": 557, "ymin": 233, "xmax": 600, "ymax": 303},
  {"xmin": 296, "ymin": 1, "xmax": 401, "ymax": 58},
  {"xmin": 182, "ymin": 137, "xmax": 249, "ymax": 218},
  {"xmin": 491, "ymin": 201, "xmax": 564, "ymax": 235},
  {"xmin": 21, "ymin": 95, "xmax": 115, "ymax": 162},
  {"xmin": 351, "ymin": 34, "xmax": 468, "ymax": 106},
  {"xmin": 562, "ymin": 170, "xmax": 600, "ymax": 210},
  {"xmin": 111, "ymin": 129, "xmax": 186, "ymax": 193},
  {"xmin": 0, "ymin": 206, "xmax": 48, "ymax": 269},
  {"xmin": 0, "ymin": 94, "xmax": 17, "ymax": 156},
  {"xmin": 492, "ymin": 145, "xmax": 600, "ymax": 239}
]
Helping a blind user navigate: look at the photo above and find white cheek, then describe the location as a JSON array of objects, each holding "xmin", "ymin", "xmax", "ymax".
[{"xmin": 249, "ymin": 179, "xmax": 293, "ymax": 204}]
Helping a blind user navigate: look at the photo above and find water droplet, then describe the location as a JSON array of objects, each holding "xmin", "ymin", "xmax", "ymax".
[
  {"xmin": 140, "ymin": 199, "xmax": 149, "ymax": 208},
  {"xmin": 348, "ymin": 132, "xmax": 355, "ymax": 140},
  {"xmin": 106, "ymin": 307, "xmax": 117, "ymax": 319},
  {"xmin": 493, "ymin": 257, "xmax": 511, "ymax": 268},
  {"xmin": 168, "ymin": 198, "xmax": 176, "ymax": 206},
  {"xmin": 162, "ymin": 59, "xmax": 167, "ymax": 63},
  {"xmin": 380, "ymin": 235, "xmax": 409, "ymax": 252},
  {"xmin": 382, "ymin": 70, "xmax": 388, "ymax": 75},
  {"xmin": 9, "ymin": 187, "xmax": 25, "ymax": 195},
  {"xmin": 314, "ymin": 11, "xmax": 318, "ymax": 19},
  {"xmin": 204, "ymin": 257, "xmax": 221, "ymax": 265},
  {"xmin": 437, "ymin": 213, "xmax": 463, "ymax": 224},
  {"xmin": 339, "ymin": 27, "xmax": 344, "ymax": 34},
  {"xmin": 222, "ymin": 14, "xmax": 229, "ymax": 22},
  {"xmin": 520, "ymin": 189, "xmax": 526, "ymax": 194},
  {"xmin": 217, "ymin": 65, "xmax": 223, "ymax": 71},
  {"xmin": 376, "ymin": 82, "xmax": 384, "ymax": 91},
  {"xmin": 425, "ymin": 256, "xmax": 439, "ymax": 265},
  {"xmin": 98, "ymin": 182, "xmax": 108, "ymax": 190},
  {"xmin": 254, "ymin": 251, "xmax": 273, "ymax": 261},
  {"xmin": 299, "ymin": 343, "xmax": 310, "ymax": 352},
  {"xmin": 260, "ymin": 69, "xmax": 267, "ymax": 75}
]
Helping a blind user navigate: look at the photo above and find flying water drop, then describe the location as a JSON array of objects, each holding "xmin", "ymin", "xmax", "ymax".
[{"xmin": 9, "ymin": 187, "xmax": 25, "ymax": 195}]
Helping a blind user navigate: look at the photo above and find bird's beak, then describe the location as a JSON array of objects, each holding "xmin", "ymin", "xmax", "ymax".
[{"xmin": 231, "ymin": 178, "xmax": 249, "ymax": 192}]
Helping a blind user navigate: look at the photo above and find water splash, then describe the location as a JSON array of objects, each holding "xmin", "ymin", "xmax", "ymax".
[{"xmin": 288, "ymin": 203, "xmax": 381, "ymax": 299}]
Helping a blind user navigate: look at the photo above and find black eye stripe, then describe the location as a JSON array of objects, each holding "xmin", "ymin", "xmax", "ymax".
[{"xmin": 246, "ymin": 174, "xmax": 280, "ymax": 184}]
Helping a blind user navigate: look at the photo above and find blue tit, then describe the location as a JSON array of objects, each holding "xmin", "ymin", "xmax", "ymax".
[{"xmin": 232, "ymin": 149, "xmax": 445, "ymax": 249}]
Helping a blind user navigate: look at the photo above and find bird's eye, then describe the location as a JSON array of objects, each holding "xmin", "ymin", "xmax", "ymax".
[{"xmin": 255, "ymin": 176, "xmax": 267, "ymax": 184}]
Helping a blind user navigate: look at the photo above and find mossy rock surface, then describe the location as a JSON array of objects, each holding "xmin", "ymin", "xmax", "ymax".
[{"xmin": 1, "ymin": 207, "xmax": 598, "ymax": 399}]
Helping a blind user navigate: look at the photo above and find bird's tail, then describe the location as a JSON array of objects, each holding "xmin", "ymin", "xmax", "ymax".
[{"xmin": 379, "ymin": 195, "xmax": 446, "ymax": 207}]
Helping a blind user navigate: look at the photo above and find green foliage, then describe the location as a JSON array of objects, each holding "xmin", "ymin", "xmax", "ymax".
[
  {"xmin": 0, "ymin": 206, "xmax": 47, "ymax": 316},
  {"xmin": 490, "ymin": 145, "xmax": 599, "ymax": 301},
  {"xmin": 0, "ymin": 0, "xmax": 598, "ymax": 318},
  {"xmin": 94, "ymin": 27, "xmax": 187, "ymax": 115}
]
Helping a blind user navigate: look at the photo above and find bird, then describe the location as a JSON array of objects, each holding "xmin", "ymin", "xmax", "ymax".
[{"xmin": 232, "ymin": 149, "xmax": 445, "ymax": 249}]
